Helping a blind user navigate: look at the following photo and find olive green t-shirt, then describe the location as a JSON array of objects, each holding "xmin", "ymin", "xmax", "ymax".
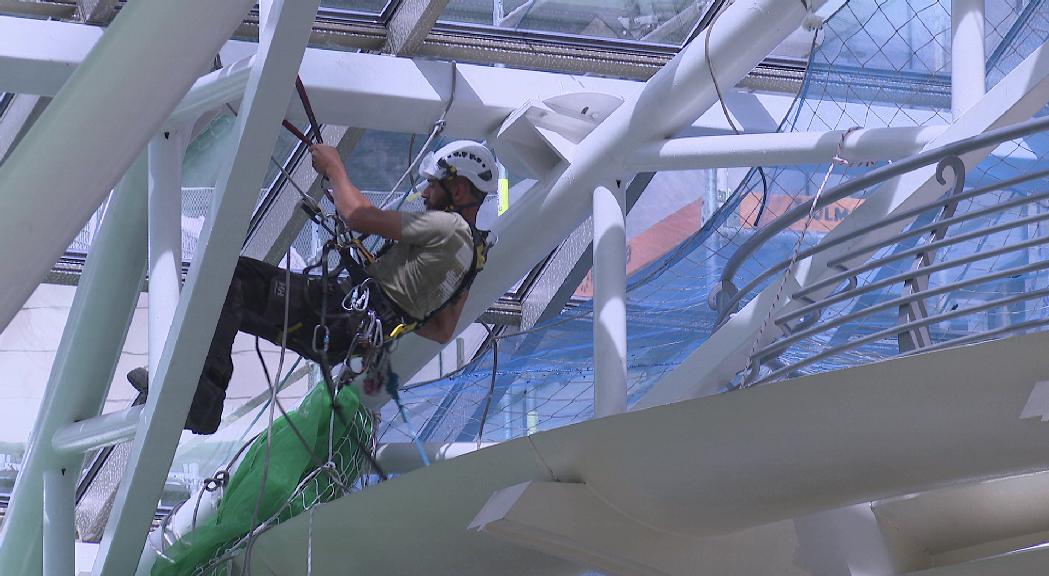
[{"xmin": 367, "ymin": 211, "xmax": 474, "ymax": 321}]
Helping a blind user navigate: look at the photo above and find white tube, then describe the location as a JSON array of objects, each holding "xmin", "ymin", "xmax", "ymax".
[
  {"xmin": 148, "ymin": 132, "xmax": 186, "ymax": 373},
  {"xmin": 52, "ymin": 406, "xmax": 144, "ymax": 456},
  {"xmin": 952, "ymin": 0, "xmax": 986, "ymax": 117},
  {"xmin": 592, "ymin": 184, "xmax": 628, "ymax": 417},
  {"xmin": 628, "ymin": 126, "xmax": 948, "ymax": 172},
  {"xmin": 42, "ymin": 468, "xmax": 75, "ymax": 576}
]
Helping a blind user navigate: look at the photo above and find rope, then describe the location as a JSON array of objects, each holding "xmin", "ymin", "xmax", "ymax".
[{"xmin": 739, "ymin": 128, "xmax": 861, "ymax": 388}]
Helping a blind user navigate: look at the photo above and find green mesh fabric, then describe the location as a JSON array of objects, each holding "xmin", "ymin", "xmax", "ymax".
[{"xmin": 152, "ymin": 384, "xmax": 371, "ymax": 576}]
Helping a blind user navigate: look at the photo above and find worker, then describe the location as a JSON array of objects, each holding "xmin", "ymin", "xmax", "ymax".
[{"xmin": 129, "ymin": 140, "xmax": 498, "ymax": 434}]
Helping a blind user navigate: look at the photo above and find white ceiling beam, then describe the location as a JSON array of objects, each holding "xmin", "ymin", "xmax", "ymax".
[{"xmin": 0, "ymin": 16, "xmax": 796, "ymax": 139}]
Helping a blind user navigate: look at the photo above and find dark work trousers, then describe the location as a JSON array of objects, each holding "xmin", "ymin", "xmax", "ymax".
[{"xmin": 188, "ymin": 256, "xmax": 363, "ymax": 434}]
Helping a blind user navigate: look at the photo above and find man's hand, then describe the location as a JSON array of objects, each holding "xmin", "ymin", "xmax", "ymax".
[{"xmin": 310, "ymin": 144, "xmax": 346, "ymax": 181}]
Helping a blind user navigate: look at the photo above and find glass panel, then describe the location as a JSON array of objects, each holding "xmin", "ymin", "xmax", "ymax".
[{"xmin": 439, "ymin": 0, "xmax": 716, "ymax": 46}]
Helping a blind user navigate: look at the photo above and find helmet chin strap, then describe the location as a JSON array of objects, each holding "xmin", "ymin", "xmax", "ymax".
[{"xmin": 437, "ymin": 179, "xmax": 482, "ymax": 213}]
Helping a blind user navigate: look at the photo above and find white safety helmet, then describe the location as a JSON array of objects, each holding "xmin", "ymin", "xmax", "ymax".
[{"xmin": 419, "ymin": 140, "xmax": 498, "ymax": 196}]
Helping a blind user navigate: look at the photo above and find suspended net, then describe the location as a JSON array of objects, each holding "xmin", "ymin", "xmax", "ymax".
[{"xmin": 379, "ymin": 0, "xmax": 1049, "ymax": 445}]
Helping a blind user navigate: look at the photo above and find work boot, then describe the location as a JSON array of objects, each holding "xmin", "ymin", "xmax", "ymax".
[{"xmin": 126, "ymin": 368, "xmax": 225, "ymax": 435}]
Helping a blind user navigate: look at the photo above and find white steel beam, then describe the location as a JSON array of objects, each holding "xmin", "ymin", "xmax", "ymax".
[
  {"xmin": 592, "ymin": 183, "xmax": 627, "ymax": 418},
  {"xmin": 639, "ymin": 35, "xmax": 1049, "ymax": 408},
  {"xmin": 386, "ymin": 0, "xmax": 825, "ymax": 385},
  {"xmin": 0, "ymin": 16, "xmax": 799, "ymax": 139},
  {"xmin": 0, "ymin": 1, "xmax": 254, "ymax": 336},
  {"xmin": 952, "ymin": 0, "xmax": 986, "ymax": 117},
  {"xmin": 628, "ymin": 125, "xmax": 947, "ymax": 172},
  {"xmin": 0, "ymin": 94, "xmax": 49, "ymax": 165},
  {"xmin": 0, "ymin": 154, "xmax": 148, "ymax": 576},
  {"xmin": 91, "ymin": 1, "xmax": 320, "ymax": 573}
]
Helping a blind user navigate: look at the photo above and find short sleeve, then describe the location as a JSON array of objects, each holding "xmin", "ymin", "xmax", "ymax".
[{"xmin": 400, "ymin": 212, "xmax": 461, "ymax": 247}]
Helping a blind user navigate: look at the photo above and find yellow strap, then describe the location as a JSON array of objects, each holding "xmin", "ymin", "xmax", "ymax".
[
  {"xmin": 389, "ymin": 322, "xmax": 417, "ymax": 339},
  {"xmin": 351, "ymin": 236, "xmax": 376, "ymax": 264}
]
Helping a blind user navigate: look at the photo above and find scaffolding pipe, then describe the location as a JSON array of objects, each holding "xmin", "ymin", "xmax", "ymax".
[
  {"xmin": 628, "ymin": 126, "xmax": 946, "ymax": 172},
  {"xmin": 0, "ymin": 0, "xmax": 254, "ymax": 335},
  {"xmin": 592, "ymin": 183, "xmax": 628, "ymax": 417},
  {"xmin": 952, "ymin": 0, "xmax": 986, "ymax": 117}
]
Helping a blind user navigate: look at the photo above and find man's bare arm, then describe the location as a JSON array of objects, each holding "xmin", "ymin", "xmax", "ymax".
[
  {"xmin": 310, "ymin": 144, "xmax": 402, "ymax": 240},
  {"xmin": 415, "ymin": 292, "xmax": 469, "ymax": 344}
]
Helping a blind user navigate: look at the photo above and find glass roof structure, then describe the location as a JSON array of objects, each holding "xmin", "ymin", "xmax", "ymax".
[{"xmin": 4, "ymin": 0, "xmax": 1049, "ymax": 574}]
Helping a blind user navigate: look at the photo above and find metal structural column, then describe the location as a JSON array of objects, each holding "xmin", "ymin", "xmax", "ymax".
[
  {"xmin": 148, "ymin": 132, "xmax": 187, "ymax": 373},
  {"xmin": 90, "ymin": 0, "xmax": 321, "ymax": 572},
  {"xmin": 952, "ymin": 0, "xmax": 986, "ymax": 117},
  {"xmin": 592, "ymin": 183, "xmax": 628, "ymax": 417},
  {"xmin": 0, "ymin": 154, "xmax": 148, "ymax": 575}
]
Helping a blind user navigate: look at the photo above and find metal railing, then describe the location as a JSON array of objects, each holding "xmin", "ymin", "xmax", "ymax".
[{"xmin": 708, "ymin": 114, "xmax": 1049, "ymax": 387}]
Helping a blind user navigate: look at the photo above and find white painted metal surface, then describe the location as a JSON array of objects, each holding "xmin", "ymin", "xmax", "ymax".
[
  {"xmin": 51, "ymin": 405, "xmax": 144, "ymax": 456},
  {"xmin": 0, "ymin": 154, "xmax": 148, "ymax": 576},
  {"xmin": 952, "ymin": 0, "xmax": 986, "ymax": 117},
  {"xmin": 0, "ymin": 16, "xmax": 803, "ymax": 140},
  {"xmin": 247, "ymin": 331, "xmax": 1049, "ymax": 574},
  {"xmin": 90, "ymin": 0, "xmax": 320, "ymax": 572},
  {"xmin": 0, "ymin": 0, "xmax": 254, "ymax": 336},
  {"xmin": 148, "ymin": 132, "xmax": 187, "ymax": 374},
  {"xmin": 629, "ymin": 126, "xmax": 948, "ymax": 172},
  {"xmin": 42, "ymin": 467, "xmax": 75, "ymax": 576},
  {"xmin": 640, "ymin": 35, "xmax": 1049, "ymax": 408},
  {"xmin": 592, "ymin": 183, "xmax": 627, "ymax": 418}
]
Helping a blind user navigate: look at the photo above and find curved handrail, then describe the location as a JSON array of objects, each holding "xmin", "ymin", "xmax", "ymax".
[{"xmin": 714, "ymin": 113, "xmax": 1049, "ymax": 314}]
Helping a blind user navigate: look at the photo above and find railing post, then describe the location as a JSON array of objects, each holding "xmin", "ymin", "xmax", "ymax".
[{"xmin": 592, "ymin": 183, "xmax": 627, "ymax": 417}]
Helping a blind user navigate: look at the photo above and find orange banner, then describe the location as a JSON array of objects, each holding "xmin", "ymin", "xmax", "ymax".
[{"xmin": 739, "ymin": 195, "xmax": 864, "ymax": 232}]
